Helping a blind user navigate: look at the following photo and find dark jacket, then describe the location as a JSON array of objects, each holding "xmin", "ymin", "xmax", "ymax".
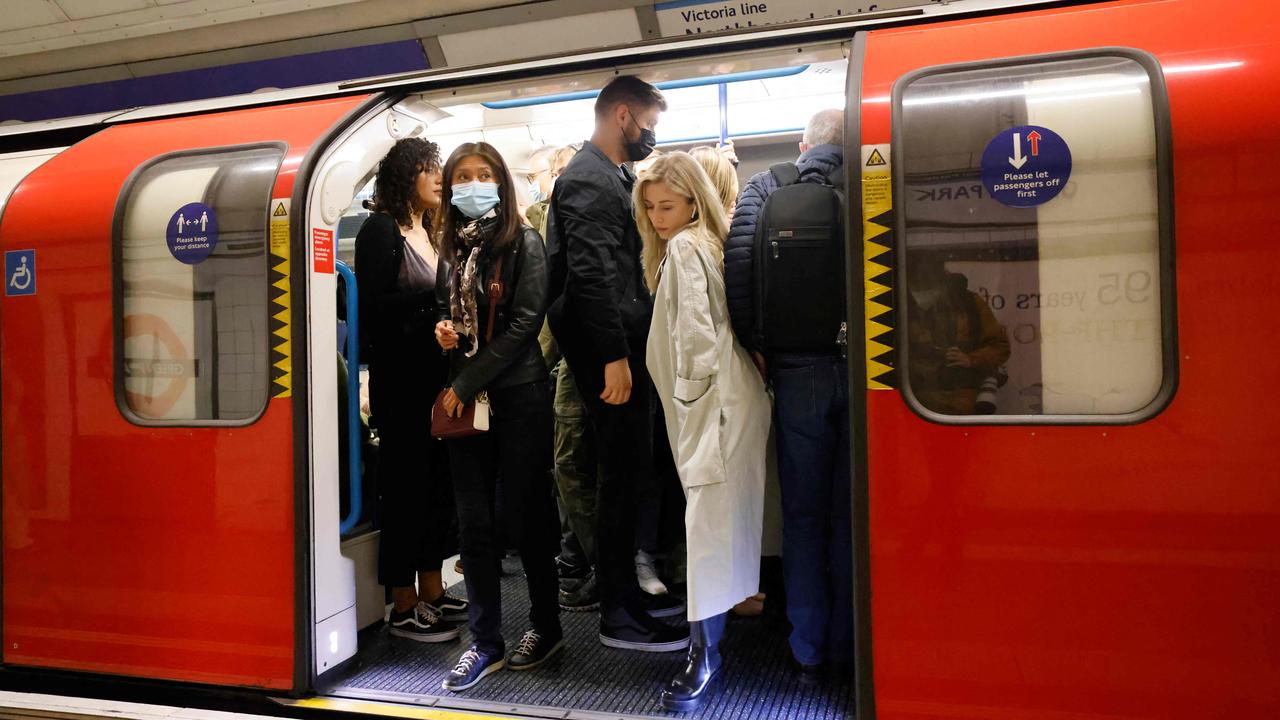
[
  {"xmin": 544, "ymin": 141, "xmax": 652, "ymax": 380},
  {"xmin": 354, "ymin": 212, "xmax": 448, "ymax": 424},
  {"xmin": 435, "ymin": 226, "xmax": 549, "ymax": 404},
  {"xmin": 355, "ymin": 212, "xmax": 439, "ymax": 366},
  {"xmin": 724, "ymin": 143, "xmax": 844, "ymax": 353}
]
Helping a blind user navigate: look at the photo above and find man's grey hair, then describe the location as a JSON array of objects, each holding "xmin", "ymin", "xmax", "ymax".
[{"xmin": 803, "ymin": 108, "xmax": 845, "ymax": 147}]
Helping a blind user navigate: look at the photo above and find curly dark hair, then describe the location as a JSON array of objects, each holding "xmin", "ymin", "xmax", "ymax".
[{"xmin": 369, "ymin": 137, "xmax": 441, "ymax": 231}]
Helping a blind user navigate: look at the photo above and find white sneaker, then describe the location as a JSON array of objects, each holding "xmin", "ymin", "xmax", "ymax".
[{"xmin": 635, "ymin": 550, "xmax": 668, "ymax": 595}]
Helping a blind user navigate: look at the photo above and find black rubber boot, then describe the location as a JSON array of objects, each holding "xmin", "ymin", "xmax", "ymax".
[{"xmin": 659, "ymin": 620, "xmax": 722, "ymax": 711}]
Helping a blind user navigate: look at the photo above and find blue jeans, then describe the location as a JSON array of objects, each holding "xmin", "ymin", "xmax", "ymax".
[{"xmin": 772, "ymin": 354, "xmax": 853, "ymax": 666}]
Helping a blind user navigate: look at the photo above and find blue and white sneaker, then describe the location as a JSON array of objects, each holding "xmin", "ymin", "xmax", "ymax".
[{"xmin": 442, "ymin": 645, "xmax": 505, "ymax": 692}]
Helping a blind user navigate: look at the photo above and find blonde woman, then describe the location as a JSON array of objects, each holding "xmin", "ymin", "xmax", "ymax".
[
  {"xmin": 636, "ymin": 153, "xmax": 771, "ymax": 711},
  {"xmin": 689, "ymin": 145, "xmax": 739, "ymax": 223}
]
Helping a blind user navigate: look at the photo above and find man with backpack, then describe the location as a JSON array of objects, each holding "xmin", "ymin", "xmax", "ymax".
[{"xmin": 724, "ymin": 108, "xmax": 852, "ymax": 683}]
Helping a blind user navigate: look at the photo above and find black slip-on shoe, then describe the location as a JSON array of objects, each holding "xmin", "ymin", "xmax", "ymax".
[
  {"xmin": 599, "ymin": 605, "xmax": 689, "ymax": 653},
  {"xmin": 638, "ymin": 590, "xmax": 685, "ymax": 618}
]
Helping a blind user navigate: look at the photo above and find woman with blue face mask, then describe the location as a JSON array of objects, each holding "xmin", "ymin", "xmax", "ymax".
[{"xmin": 431, "ymin": 142, "xmax": 561, "ymax": 692}]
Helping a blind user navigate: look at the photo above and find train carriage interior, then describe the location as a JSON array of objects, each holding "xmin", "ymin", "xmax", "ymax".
[{"xmin": 307, "ymin": 45, "xmax": 855, "ymax": 720}]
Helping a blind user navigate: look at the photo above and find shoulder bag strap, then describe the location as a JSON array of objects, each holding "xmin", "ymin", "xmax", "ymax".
[{"xmin": 484, "ymin": 253, "xmax": 506, "ymax": 344}]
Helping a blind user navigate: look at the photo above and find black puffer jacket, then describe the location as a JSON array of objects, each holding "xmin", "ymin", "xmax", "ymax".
[
  {"xmin": 724, "ymin": 143, "xmax": 844, "ymax": 352},
  {"xmin": 435, "ymin": 226, "xmax": 550, "ymax": 403}
]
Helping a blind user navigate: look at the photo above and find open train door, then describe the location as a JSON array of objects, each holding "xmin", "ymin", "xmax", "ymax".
[
  {"xmin": 857, "ymin": 2, "xmax": 1279, "ymax": 718},
  {"xmin": 0, "ymin": 95, "xmax": 370, "ymax": 692}
]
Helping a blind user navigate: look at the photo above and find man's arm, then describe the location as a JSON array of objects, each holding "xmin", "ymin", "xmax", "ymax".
[{"xmin": 557, "ymin": 174, "xmax": 631, "ymax": 363}]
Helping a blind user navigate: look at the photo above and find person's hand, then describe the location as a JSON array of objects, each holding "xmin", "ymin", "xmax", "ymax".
[
  {"xmin": 718, "ymin": 140, "xmax": 739, "ymax": 167},
  {"xmin": 436, "ymin": 320, "xmax": 458, "ymax": 350},
  {"xmin": 441, "ymin": 388, "xmax": 464, "ymax": 418},
  {"xmin": 944, "ymin": 347, "xmax": 973, "ymax": 368},
  {"xmin": 751, "ymin": 351, "xmax": 767, "ymax": 380},
  {"xmin": 600, "ymin": 358, "xmax": 632, "ymax": 405}
]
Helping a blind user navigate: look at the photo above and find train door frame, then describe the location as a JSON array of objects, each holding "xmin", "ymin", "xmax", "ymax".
[
  {"xmin": 845, "ymin": 31, "xmax": 877, "ymax": 720},
  {"xmin": 289, "ymin": 92, "xmax": 400, "ymax": 691},
  {"xmin": 295, "ymin": 36, "xmax": 877, "ymax": 718}
]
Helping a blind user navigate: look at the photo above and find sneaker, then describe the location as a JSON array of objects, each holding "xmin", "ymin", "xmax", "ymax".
[
  {"xmin": 556, "ymin": 555, "xmax": 591, "ymax": 580},
  {"xmin": 387, "ymin": 605, "xmax": 460, "ymax": 643},
  {"xmin": 792, "ymin": 657, "xmax": 824, "ymax": 686},
  {"xmin": 599, "ymin": 604, "xmax": 690, "ymax": 653},
  {"xmin": 420, "ymin": 593, "xmax": 469, "ymax": 623},
  {"xmin": 559, "ymin": 571, "xmax": 600, "ymax": 612},
  {"xmin": 507, "ymin": 628, "xmax": 565, "ymax": 670},
  {"xmin": 442, "ymin": 645, "xmax": 505, "ymax": 692},
  {"xmin": 638, "ymin": 590, "xmax": 685, "ymax": 618},
  {"xmin": 636, "ymin": 550, "xmax": 669, "ymax": 595}
]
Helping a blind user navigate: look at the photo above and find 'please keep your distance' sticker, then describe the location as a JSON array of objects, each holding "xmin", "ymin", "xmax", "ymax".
[{"xmin": 166, "ymin": 202, "xmax": 219, "ymax": 264}]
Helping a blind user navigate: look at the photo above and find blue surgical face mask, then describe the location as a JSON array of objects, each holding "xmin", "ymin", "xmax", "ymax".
[
  {"xmin": 527, "ymin": 179, "xmax": 546, "ymax": 204},
  {"xmin": 451, "ymin": 181, "xmax": 500, "ymax": 219}
]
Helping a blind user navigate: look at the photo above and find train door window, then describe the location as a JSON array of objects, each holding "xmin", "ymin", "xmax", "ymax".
[
  {"xmin": 115, "ymin": 144, "xmax": 285, "ymax": 424},
  {"xmin": 893, "ymin": 51, "xmax": 1174, "ymax": 422}
]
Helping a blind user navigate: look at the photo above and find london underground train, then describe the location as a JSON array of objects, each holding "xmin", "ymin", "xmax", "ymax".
[{"xmin": 1, "ymin": 0, "xmax": 1277, "ymax": 718}]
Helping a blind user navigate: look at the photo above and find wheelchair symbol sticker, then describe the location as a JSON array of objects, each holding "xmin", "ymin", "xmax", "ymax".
[{"xmin": 5, "ymin": 250, "xmax": 36, "ymax": 297}]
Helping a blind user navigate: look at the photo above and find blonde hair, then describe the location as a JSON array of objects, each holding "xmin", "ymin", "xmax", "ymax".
[
  {"xmin": 633, "ymin": 152, "xmax": 730, "ymax": 293},
  {"xmin": 689, "ymin": 146, "xmax": 739, "ymax": 217},
  {"xmin": 550, "ymin": 145, "xmax": 577, "ymax": 176}
]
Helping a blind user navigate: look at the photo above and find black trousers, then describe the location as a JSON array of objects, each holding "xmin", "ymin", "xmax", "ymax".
[
  {"xmin": 448, "ymin": 381, "xmax": 561, "ymax": 656},
  {"xmin": 373, "ymin": 360, "xmax": 457, "ymax": 588},
  {"xmin": 573, "ymin": 355, "xmax": 653, "ymax": 609}
]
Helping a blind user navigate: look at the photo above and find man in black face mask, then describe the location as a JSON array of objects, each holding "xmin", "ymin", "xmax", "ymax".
[{"xmin": 545, "ymin": 75, "xmax": 690, "ymax": 652}]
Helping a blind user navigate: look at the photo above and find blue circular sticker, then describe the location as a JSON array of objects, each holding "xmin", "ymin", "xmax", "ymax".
[
  {"xmin": 166, "ymin": 202, "xmax": 219, "ymax": 264},
  {"xmin": 980, "ymin": 125, "xmax": 1072, "ymax": 208}
]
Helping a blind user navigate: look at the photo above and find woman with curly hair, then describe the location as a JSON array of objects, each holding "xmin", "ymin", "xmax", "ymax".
[{"xmin": 355, "ymin": 137, "xmax": 468, "ymax": 643}]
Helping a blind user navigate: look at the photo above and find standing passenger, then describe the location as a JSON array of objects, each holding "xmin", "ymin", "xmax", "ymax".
[
  {"xmin": 545, "ymin": 75, "xmax": 689, "ymax": 651},
  {"xmin": 355, "ymin": 138, "xmax": 468, "ymax": 644},
  {"xmin": 433, "ymin": 142, "xmax": 562, "ymax": 691},
  {"xmin": 638, "ymin": 153, "xmax": 771, "ymax": 710},
  {"xmin": 724, "ymin": 108, "xmax": 851, "ymax": 683}
]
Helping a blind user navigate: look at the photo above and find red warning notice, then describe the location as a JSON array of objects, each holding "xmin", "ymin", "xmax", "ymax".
[{"xmin": 312, "ymin": 228, "xmax": 335, "ymax": 274}]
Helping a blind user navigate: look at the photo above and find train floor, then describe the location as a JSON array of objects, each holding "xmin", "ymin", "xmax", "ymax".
[{"xmin": 324, "ymin": 555, "xmax": 855, "ymax": 720}]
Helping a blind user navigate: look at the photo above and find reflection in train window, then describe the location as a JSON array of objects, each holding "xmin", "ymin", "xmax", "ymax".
[
  {"xmin": 896, "ymin": 53, "xmax": 1172, "ymax": 419},
  {"xmin": 115, "ymin": 145, "xmax": 285, "ymax": 424}
]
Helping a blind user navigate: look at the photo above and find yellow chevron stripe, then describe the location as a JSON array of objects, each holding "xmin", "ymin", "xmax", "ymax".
[
  {"xmin": 269, "ymin": 202, "xmax": 291, "ymax": 398},
  {"xmin": 861, "ymin": 144, "xmax": 895, "ymax": 390}
]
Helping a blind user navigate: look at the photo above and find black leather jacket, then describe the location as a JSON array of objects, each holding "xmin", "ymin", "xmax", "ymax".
[
  {"xmin": 435, "ymin": 226, "xmax": 549, "ymax": 403},
  {"xmin": 544, "ymin": 141, "xmax": 652, "ymax": 375}
]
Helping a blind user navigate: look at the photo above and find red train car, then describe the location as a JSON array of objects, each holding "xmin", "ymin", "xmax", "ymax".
[{"xmin": 0, "ymin": 0, "xmax": 1276, "ymax": 718}]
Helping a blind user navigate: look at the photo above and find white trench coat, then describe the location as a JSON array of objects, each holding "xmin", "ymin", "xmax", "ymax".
[{"xmin": 646, "ymin": 229, "xmax": 771, "ymax": 621}]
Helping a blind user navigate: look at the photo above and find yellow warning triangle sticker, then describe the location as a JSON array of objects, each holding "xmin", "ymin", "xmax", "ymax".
[
  {"xmin": 273, "ymin": 202, "xmax": 288, "ymax": 217},
  {"xmin": 865, "ymin": 149, "xmax": 886, "ymax": 167}
]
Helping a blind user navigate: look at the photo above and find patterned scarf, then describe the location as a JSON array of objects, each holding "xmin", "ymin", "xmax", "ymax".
[{"xmin": 449, "ymin": 210, "xmax": 500, "ymax": 358}]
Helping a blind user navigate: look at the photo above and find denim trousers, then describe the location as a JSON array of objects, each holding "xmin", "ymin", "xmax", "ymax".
[
  {"xmin": 771, "ymin": 353, "xmax": 853, "ymax": 665},
  {"xmin": 448, "ymin": 381, "xmax": 561, "ymax": 655}
]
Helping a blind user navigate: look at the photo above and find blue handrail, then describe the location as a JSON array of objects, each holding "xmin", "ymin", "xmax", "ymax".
[
  {"xmin": 336, "ymin": 260, "xmax": 362, "ymax": 536},
  {"xmin": 480, "ymin": 65, "xmax": 808, "ymax": 109}
]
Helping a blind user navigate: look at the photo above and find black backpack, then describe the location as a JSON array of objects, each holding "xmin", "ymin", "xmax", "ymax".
[{"xmin": 753, "ymin": 162, "xmax": 847, "ymax": 354}]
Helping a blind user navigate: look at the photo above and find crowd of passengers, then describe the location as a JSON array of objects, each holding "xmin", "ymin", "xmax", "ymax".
[{"xmin": 354, "ymin": 75, "xmax": 864, "ymax": 711}]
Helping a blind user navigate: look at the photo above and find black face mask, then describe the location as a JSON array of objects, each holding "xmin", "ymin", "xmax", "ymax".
[{"xmin": 624, "ymin": 113, "xmax": 657, "ymax": 162}]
